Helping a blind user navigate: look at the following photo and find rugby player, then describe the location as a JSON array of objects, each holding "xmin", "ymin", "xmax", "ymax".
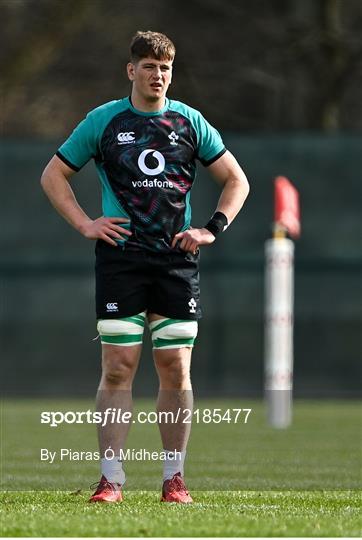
[{"xmin": 41, "ymin": 31, "xmax": 250, "ymax": 503}]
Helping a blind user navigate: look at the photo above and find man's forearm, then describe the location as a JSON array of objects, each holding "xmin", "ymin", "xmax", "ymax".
[
  {"xmin": 207, "ymin": 150, "xmax": 250, "ymax": 227},
  {"xmin": 172, "ymin": 152, "xmax": 250, "ymax": 252},
  {"xmin": 215, "ymin": 172, "xmax": 249, "ymax": 225},
  {"xmin": 41, "ymin": 167, "xmax": 92, "ymax": 235},
  {"xmin": 41, "ymin": 156, "xmax": 132, "ymax": 246}
]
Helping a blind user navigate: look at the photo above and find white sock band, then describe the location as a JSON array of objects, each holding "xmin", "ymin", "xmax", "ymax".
[
  {"xmin": 101, "ymin": 457, "xmax": 126, "ymax": 485},
  {"xmin": 163, "ymin": 449, "xmax": 186, "ymax": 481}
]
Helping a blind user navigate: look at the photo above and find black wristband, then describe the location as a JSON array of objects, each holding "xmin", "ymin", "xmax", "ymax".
[{"xmin": 204, "ymin": 211, "xmax": 229, "ymax": 238}]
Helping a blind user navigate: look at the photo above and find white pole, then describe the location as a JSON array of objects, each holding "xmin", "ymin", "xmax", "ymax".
[{"xmin": 264, "ymin": 236, "xmax": 294, "ymax": 428}]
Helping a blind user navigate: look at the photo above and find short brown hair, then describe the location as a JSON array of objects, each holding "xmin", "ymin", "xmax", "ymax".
[{"xmin": 130, "ymin": 31, "xmax": 175, "ymax": 62}]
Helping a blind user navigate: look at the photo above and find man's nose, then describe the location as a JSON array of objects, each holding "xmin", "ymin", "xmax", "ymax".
[{"xmin": 152, "ymin": 67, "xmax": 162, "ymax": 79}]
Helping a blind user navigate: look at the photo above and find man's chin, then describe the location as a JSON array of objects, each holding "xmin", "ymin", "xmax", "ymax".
[{"xmin": 146, "ymin": 94, "xmax": 164, "ymax": 103}]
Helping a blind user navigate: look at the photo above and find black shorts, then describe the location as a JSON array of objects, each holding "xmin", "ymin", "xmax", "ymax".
[{"xmin": 95, "ymin": 241, "xmax": 202, "ymax": 320}]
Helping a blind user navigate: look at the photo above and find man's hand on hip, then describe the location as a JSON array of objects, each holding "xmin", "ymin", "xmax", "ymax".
[
  {"xmin": 171, "ymin": 228, "xmax": 215, "ymax": 253},
  {"xmin": 80, "ymin": 217, "xmax": 132, "ymax": 246}
]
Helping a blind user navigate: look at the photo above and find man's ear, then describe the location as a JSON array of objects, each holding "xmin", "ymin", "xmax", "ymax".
[
  {"xmin": 127, "ymin": 62, "xmax": 135, "ymax": 81},
  {"xmin": 168, "ymin": 64, "xmax": 173, "ymax": 85}
]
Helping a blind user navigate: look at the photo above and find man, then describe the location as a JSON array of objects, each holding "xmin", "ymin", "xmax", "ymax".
[{"xmin": 41, "ymin": 30, "xmax": 249, "ymax": 504}]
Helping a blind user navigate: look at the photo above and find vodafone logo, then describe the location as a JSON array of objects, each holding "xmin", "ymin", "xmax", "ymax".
[{"xmin": 138, "ymin": 149, "xmax": 165, "ymax": 176}]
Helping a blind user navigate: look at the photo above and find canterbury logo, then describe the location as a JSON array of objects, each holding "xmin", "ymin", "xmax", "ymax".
[
  {"xmin": 138, "ymin": 149, "xmax": 165, "ymax": 176},
  {"xmin": 106, "ymin": 302, "xmax": 118, "ymax": 312},
  {"xmin": 117, "ymin": 132, "xmax": 135, "ymax": 144}
]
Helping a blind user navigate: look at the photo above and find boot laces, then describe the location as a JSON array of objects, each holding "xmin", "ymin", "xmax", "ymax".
[
  {"xmin": 169, "ymin": 473, "xmax": 189, "ymax": 494},
  {"xmin": 90, "ymin": 477, "xmax": 119, "ymax": 495}
]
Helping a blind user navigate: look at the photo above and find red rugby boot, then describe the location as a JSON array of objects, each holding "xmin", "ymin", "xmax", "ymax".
[
  {"xmin": 161, "ymin": 472, "xmax": 193, "ymax": 503},
  {"xmin": 89, "ymin": 475, "xmax": 123, "ymax": 503}
]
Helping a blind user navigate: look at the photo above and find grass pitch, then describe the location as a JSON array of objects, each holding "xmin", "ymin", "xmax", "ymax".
[
  {"xmin": 1, "ymin": 399, "xmax": 361, "ymax": 536},
  {"xmin": 1, "ymin": 490, "xmax": 360, "ymax": 537}
]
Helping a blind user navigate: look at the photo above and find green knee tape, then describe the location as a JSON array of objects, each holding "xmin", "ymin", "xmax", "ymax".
[
  {"xmin": 149, "ymin": 318, "xmax": 198, "ymax": 349},
  {"xmin": 97, "ymin": 312, "xmax": 146, "ymax": 347}
]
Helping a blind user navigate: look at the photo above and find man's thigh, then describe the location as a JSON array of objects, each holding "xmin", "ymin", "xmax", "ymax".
[
  {"xmin": 148, "ymin": 251, "xmax": 202, "ymax": 320},
  {"xmin": 95, "ymin": 240, "xmax": 150, "ymax": 319},
  {"xmin": 95, "ymin": 242, "xmax": 202, "ymax": 321}
]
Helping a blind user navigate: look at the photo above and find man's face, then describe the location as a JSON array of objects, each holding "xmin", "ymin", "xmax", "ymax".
[{"xmin": 127, "ymin": 56, "xmax": 173, "ymax": 103}]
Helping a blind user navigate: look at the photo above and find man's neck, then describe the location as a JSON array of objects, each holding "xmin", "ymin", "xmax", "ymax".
[{"xmin": 130, "ymin": 92, "xmax": 166, "ymax": 113}]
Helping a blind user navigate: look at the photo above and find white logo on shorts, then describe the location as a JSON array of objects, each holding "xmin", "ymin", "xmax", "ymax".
[
  {"xmin": 188, "ymin": 298, "xmax": 197, "ymax": 313},
  {"xmin": 106, "ymin": 302, "xmax": 118, "ymax": 312},
  {"xmin": 138, "ymin": 149, "xmax": 165, "ymax": 176}
]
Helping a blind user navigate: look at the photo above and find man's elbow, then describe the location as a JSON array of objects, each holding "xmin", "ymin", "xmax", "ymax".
[
  {"xmin": 40, "ymin": 158, "xmax": 61, "ymax": 193},
  {"xmin": 238, "ymin": 171, "xmax": 250, "ymax": 200},
  {"xmin": 40, "ymin": 168, "xmax": 49, "ymax": 192},
  {"xmin": 40, "ymin": 165, "xmax": 55, "ymax": 197}
]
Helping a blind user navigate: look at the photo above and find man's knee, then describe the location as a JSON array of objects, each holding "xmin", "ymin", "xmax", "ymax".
[
  {"xmin": 104, "ymin": 364, "xmax": 131, "ymax": 386},
  {"xmin": 102, "ymin": 347, "xmax": 138, "ymax": 386},
  {"xmin": 150, "ymin": 318, "xmax": 196, "ymax": 388},
  {"xmin": 154, "ymin": 350, "xmax": 191, "ymax": 388},
  {"xmin": 97, "ymin": 314, "xmax": 145, "ymax": 387}
]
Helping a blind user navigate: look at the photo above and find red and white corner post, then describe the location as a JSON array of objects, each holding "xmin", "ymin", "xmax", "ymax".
[{"xmin": 265, "ymin": 177, "xmax": 301, "ymax": 428}]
